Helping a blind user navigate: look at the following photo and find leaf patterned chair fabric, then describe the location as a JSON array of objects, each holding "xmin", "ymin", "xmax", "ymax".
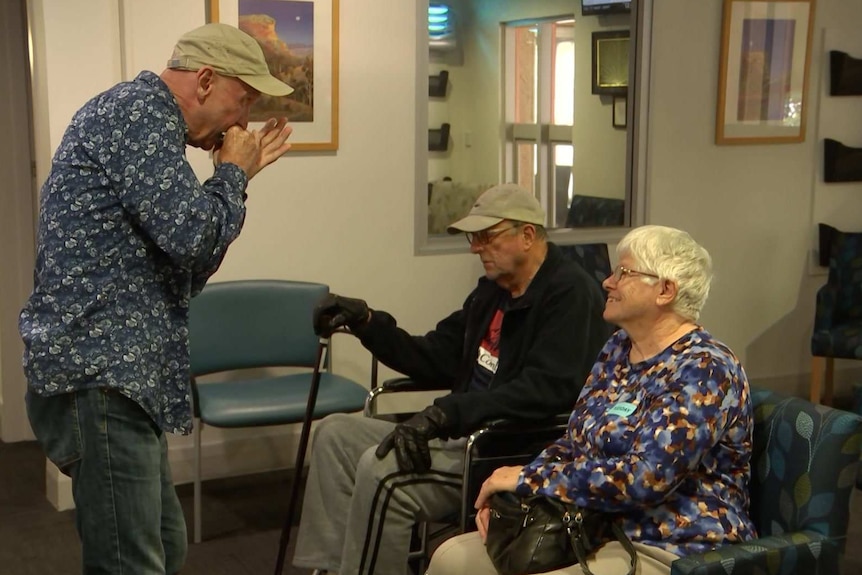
[
  {"xmin": 810, "ymin": 224, "xmax": 862, "ymax": 404},
  {"xmin": 670, "ymin": 388, "xmax": 862, "ymax": 575}
]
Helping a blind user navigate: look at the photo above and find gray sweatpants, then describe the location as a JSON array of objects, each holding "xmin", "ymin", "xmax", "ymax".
[{"xmin": 292, "ymin": 413, "xmax": 466, "ymax": 575}]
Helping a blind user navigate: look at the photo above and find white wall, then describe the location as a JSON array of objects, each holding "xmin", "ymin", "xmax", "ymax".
[
  {"xmin": 25, "ymin": 0, "xmax": 862, "ymax": 501},
  {"xmin": 647, "ymin": 0, "xmax": 862, "ymax": 397}
]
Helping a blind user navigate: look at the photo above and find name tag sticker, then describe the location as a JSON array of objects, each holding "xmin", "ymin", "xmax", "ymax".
[
  {"xmin": 607, "ymin": 402, "xmax": 637, "ymax": 417},
  {"xmin": 477, "ymin": 345, "xmax": 499, "ymax": 374}
]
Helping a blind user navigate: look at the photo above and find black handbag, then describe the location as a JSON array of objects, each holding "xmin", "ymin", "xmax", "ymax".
[{"xmin": 484, "ymin": 492, "xmax": 637, "ymax": 575}]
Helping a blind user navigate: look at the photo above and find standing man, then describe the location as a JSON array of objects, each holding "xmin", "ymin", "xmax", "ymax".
[
  {"xmin": 20, "ymin": 23, "xmax": 293, "ymax": 575},
  {"xmin": 293, "ymin": 184, "xmax": 611, "ymax": 575}
]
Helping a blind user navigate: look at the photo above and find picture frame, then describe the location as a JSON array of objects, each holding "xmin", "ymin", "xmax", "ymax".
[
  {"xmin": 208, "ymin": 0, "xmax": 339, "ymax": 151},
  {"xmin": 612, "ymin": 96, "xmax": 627, "ymax": 128},
  {"xmin": 591, "ymin": 30, "xmax": 629, "ymax": 96},
  {"xmin": 715, "ymin": 0, "xmax": 815, "ymax": 145}
]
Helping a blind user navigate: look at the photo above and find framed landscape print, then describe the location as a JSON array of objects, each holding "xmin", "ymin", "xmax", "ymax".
[{"xmin": 209, "ymin": 0, "xmax": 339, "ymax": 151}]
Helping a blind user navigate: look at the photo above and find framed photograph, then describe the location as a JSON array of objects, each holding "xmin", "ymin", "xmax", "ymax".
[
  {"xmin": 613, "ymin": 96, "xmax": 627, "ymax": 128},
  {"xmin": 208, "ymin": 0, "xmax": 339, "ymax": 151},
  {"xmin": 591, "ymin": 30, "xmax": 630, "ymax": 96},
  {"xmin": 716, "ymin": 0, "xmax": 815, "ymax": 145}
]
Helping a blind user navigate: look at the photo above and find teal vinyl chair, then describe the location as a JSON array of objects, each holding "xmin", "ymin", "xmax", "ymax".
[
  {"xmin": 670, "ymin": 388, "xmax": 862, "ymax": 575},
  {"xmin": 188, "ymin": 280, "xmax": 369, "ymax": 552}
]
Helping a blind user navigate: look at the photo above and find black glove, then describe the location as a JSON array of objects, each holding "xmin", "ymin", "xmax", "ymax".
[
  {"xmin": 375, "ymin": 405, "xmax": 449, "ymax": 473},
  {"xmin": 312, "ymin": 293, "xmax": 370, "ymax": 337}
]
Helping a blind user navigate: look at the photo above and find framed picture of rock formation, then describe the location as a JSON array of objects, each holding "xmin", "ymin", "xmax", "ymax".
[{"xmin": 209, "ymin": 0, "xmax": 339, "ymax": 151}]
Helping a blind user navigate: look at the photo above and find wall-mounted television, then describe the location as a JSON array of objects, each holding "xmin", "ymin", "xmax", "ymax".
[{"xmin": 581, "ymin": 0, "xmax": 631, "ymax": 16}]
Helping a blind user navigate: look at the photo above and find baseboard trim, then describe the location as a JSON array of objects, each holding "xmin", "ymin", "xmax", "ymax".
[
  {"xmin": 168, "ymin": 423, "xmax": 311, "ymax": 486},
  {"xmin": 42, "ymin": 417, "xmax": 362, "ymax": 511},
  {"xmin": 45, "ymin": 425, "xmax": 314, "ymax": 511}
]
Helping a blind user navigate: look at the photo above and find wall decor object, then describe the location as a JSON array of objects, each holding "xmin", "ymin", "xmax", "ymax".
[
  {"xmin": 429, "ymin": 123, "xmax": 451, "ymax": 152},
  {"xmin": 830, "ymin": 50, "xmax": 862, "ymax": 96},
  {"xmin": 824, "ymin": 138, "xmax": 862, "ymax": 183},
  {"xmin": 591, "ymin": 30, "xmax": 629, "ymax": 96},
  {"xmin": 209, "ymin": 0, "xmax": 339, "ymax": 151},
  {"xmin": 715, "ymin": 0, "xmax": 815, "ymax": 145},
  {"xmin": 429, "ymin": 70, "xmax": 449, "ymax": 98},
  {"xmin": 612, "ymin": 96, "xmax": 626, "ymax": 128}
]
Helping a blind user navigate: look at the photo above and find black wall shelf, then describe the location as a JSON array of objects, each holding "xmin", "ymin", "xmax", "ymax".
[
  {"xmin": 824, "ymin": 138, "xmax": 862, "ymax": 182},
  {"xmin": 429, "ymin": 123, "xmax": 451, "ymax": 152},
  {"xmin": 830, "ymin": 51, "xmax": 862, "ymax": 96},
  {"xmin": 429, "ymin": 70, "xmax": 449, "ymax": 98}
]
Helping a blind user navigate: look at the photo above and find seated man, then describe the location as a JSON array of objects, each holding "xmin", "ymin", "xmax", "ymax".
[{"xmin": 292, "ymin": 183, "xmax": 610, "ymax": 575}]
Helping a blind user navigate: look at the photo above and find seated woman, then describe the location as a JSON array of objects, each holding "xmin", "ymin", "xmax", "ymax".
[{"xmin": 426, "ymin": 225, "xmax": 757, "ymax": 575}]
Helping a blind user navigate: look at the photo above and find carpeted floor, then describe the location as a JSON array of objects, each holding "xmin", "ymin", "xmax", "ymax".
[
  {"xmin": 1, "ymin": 439, "xmax": 861, "ymax": 575},
  {"xmin": 0, "ymin": 440, "xmax": 306, "ymax": 575}
]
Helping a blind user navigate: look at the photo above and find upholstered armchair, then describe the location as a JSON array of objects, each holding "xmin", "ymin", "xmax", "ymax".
[
  {"xmin": 810, "ymin": 224, "xmax": 862, "ymax": 404},
  {"xmin": 670, "ymin": 388, "xmax": 862, "ymax": 575}
]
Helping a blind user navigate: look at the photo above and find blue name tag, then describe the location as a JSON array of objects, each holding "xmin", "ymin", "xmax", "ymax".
[{"xmin": 607, "ymin": 402, "xmax": 637, "ymax": 417}]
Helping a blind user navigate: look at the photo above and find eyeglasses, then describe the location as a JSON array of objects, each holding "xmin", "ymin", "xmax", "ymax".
[
  {"xmin": 465, "ymin": 223, "xmax": 523, "ymax": 246},
  {"xmin": 611, "ymin": 265, "xmax": 660, "ymax": 283}
]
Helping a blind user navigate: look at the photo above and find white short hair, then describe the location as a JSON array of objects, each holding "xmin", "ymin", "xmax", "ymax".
[{"xmin": 617, "ymin": 225, "xmax": 713, "ymax": 322}]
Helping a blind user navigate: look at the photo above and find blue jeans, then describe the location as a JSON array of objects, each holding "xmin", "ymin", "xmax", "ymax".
[{"xmin": 26, "ymin": 388, "xmax": 188, "ymax": 574}]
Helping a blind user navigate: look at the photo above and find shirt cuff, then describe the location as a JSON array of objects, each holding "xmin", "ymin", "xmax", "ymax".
[{"xmin": 214, "ymin": 162, "xmax": 249, "ymax": 200}]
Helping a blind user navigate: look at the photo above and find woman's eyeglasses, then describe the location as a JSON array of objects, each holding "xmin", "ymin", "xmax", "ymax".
[{"xmin": 611, "ymin": 265, "xmax": 660, "ymax": 282}]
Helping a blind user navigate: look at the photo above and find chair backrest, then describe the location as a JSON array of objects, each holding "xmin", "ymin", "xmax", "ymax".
[
  {"xmin": 826, "ymin": 227, "xmax": 862, "ymax": 321},
  {"xmin": 565, "ymin": 194, "xmax": 625, "ymax": 228},
  {"xmin": 189, "ymin": 280, "xmax": 328, "ymax": 376},
  {"xmin": 558, "ymin": 243, "xmax": 612, "ymax": 294},
  {"xmin": 749, "ymin": 388, "xmax": 862, "ymax": 550}
]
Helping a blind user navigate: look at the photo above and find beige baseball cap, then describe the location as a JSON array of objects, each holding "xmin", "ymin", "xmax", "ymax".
[
  {"xmin": 167, "ymin": 23, "xmax": 294, "ymax": 97},
  {"xmin": 448, "ymin": 183, "xmax": 546, "ymax": 233}
]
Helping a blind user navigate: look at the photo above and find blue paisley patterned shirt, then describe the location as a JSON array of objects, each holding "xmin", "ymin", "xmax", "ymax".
[
  {"xmin": 516, "ymin": 328, "xmax": 757, "ymax": 556},
  {"xmin": 19, "ymin": 71, "xmax": 248, "ymax": 434}
]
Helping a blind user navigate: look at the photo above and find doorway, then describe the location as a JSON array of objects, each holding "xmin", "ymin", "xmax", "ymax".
[{"xmin": 0, "ymin": 0, "xmax": 37, "ymax": 442}]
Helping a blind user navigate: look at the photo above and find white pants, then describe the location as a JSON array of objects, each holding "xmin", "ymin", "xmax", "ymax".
[{"xmin": 425, "ymin": 531, "xmax": 679, "ymax": 575}]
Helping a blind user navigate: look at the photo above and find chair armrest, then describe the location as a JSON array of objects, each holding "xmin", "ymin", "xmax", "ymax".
[
  {"xmin": 473, "ymin": 413, "xmax": 571, "ymax": 435},
  {"xmin": 459, "ymin": 414, "xmax": 570, "ymax": 531},
  {"xmin": 363, "ymin": 377, "xmax": 451, "ymax": 417},
  {"xmin": 670, "ymin": 531, "xmax": 840, "ymax": 575}
]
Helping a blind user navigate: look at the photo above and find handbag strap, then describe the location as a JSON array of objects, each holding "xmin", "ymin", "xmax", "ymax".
[{"xmin": 567, "ymin": 512, "xmax": 637, "ymax": 575}]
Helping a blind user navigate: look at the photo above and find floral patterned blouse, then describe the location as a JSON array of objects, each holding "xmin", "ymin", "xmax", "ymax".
[
  {"xmin": 19, "ymin": 71, "xmax": 247, "ymax": 434},
  {"xmin": 516, "ymin": 328, "xmax": 757, "ymax": 556}
]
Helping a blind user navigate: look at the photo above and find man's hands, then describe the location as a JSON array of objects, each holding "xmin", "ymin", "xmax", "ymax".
[
  {"xmin": 312, "ymin": 294, "xmax": 370, "ymax": 337},
  {"xmin": 216, "ymin": 117, "xmax": 293, "ymax": 180},
  {"xmin": 375, "ymin": 405, "xmax": 449, "ymax": 473}
]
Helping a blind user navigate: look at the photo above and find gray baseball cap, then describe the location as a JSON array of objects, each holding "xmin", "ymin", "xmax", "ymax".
[
  {"xmin": 167, "ymin": 23, "xmax": 294, "ymax": 96},
  {"xmin": 447, "ymin": 183, "xmax": 546, "ymax": 233}
]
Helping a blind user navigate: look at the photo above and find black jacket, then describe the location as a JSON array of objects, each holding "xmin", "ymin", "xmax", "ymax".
[{"xmin": 354, "ymin": 242, "xmax": 610, "ymax": 438}]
